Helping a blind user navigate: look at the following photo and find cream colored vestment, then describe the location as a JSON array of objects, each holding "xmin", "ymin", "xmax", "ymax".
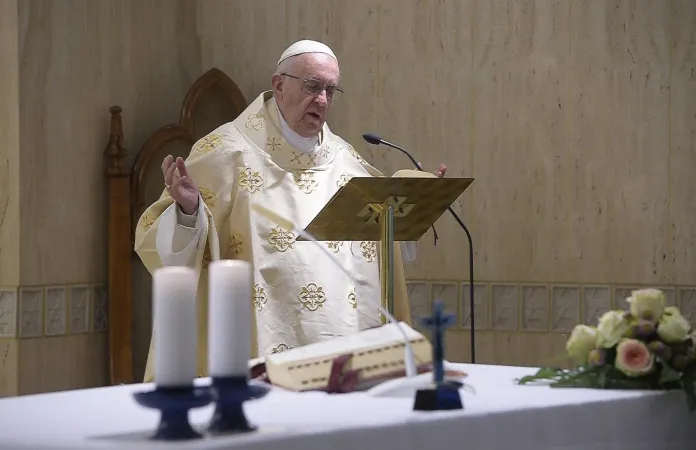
[{"xmin": 135, "ymin": 91, "xmax": 415, "ymax": 382}]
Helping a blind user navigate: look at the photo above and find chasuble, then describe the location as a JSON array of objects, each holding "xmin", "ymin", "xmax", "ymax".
[{"xmin": 135, "ymin": 91, "xmax": 413, "ymax": 382}]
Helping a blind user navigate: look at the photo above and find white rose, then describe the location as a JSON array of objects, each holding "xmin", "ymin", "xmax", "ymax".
[
  {"xmin": 657, "ymin": 307, "xmax": 691, "ymax": 344},
  {"xmin": 596, "ymin": 310, "xmax": 631, "ymax": 348},
  {"xmin": 565, "ymin": 325, "xmax": 598, "ymax": 364},
  {"xmin": 627, "ymin": 288, "xmax": 665, "ymax": 321}
]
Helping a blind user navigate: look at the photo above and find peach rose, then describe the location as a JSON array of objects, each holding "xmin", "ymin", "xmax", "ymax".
[{"xmin": 615, "ymin": 338, "xmax": 654, "ymax": 377}]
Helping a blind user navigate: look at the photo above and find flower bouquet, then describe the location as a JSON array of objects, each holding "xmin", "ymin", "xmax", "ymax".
[{"xmin": 518, "ymin": 288, "xmax": 696, "ymax": 411}]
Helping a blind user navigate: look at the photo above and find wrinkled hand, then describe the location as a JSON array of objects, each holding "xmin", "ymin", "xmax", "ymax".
[
  {"xmin": 161, "ymin": 155, "xmax": 199, "ymax": 215},
  {"xmin": 418, "ymin": 162, "xmax": 447, "ymax": 178}
]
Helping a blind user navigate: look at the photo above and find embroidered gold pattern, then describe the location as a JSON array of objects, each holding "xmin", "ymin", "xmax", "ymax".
[
  {"xmin": 267, "ymin": 137, "xmax": 282, "ymax": 152},
  {"xmin": 141, "ymin": 212, "xmax": 156, "ymax": 231},
  {"xmin": 239, "ymin": 167, "xmax": 264, "ymax": 193},
  {"xmin": 293, "ymin": 171, "xmax": 318, "ymax": 194},
  {"xmin": 272, "ymin": 344, "xmax": 293, "ymax": 353},
  {"xmin": 289, "ymin": 152, "xmax": 303, "ymax": 165},
  {"xmin": 327, "ymin": 241, "xmax": 343, "ymax": 253},
  {"xmin": 229, "ymin": 231, "xmax": 244, "ymax": 257},
  {"xmin": 253, "ymin": 284, "xmax": 267, "ymax": 311},
  {"xmin": 196, "ymin": 134, "xmax": 222, "ymax": 153},
  {"xmin": 245, "ymin": 113, "xmax": 264, "ymax": 131},
  {"xmin": 202, "ymin": 245, "xmax": 212, "ymax": 269},
  {"xmin": 348, "ymin": 289, "xmax": 357, "ymax": 309},
  {"xmin": 287, "ymin": 149, "xmax": 325, "ymax": 168},
  {"xmin": 197, "ymin": 186, "xmax": 217, "ymax": 209},
  {"xmin": 268, "ymin": 227, "xmax": 296, "ymax": 252},
  {"xmin": 360, "ymin": 241, "xmax": 377, "ymax": 263},
  {"xmin": 348, "ymin": 146, "xmax": 364, "ymax": 163},
  {"xmin": 337, "ymin": 174, "xmax": 350, "ymax": 188},
  {"xmin": 299, "ymin": 283, "xmax": 326, "ymax": 311}
]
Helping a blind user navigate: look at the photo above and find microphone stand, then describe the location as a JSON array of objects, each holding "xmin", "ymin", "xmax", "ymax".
[{"xmin": 363, "ymin": 134, "xmax": 476, "ymax": 364}]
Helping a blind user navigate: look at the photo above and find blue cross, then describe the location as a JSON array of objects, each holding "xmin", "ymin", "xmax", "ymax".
[{"xmin": 418, "ymin": 300, "xmax": 456, "ymax": 384}]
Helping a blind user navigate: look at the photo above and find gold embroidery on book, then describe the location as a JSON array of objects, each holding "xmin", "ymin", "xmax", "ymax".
[
  {"xmin": 272, "ymin": 343, "xmax": 293, "ymax": 353},
  {"xmin": 299, "ymin": 283, "xmax": 326, "ymax": 311},
  {"xmin": 268, "ymin": 227, "xmax": 296, "ymax": 252},
  {"xmin": 239, "ymin": 167, "xmax": 264, "ymax": 193}
]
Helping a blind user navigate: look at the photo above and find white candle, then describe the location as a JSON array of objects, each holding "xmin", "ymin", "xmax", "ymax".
[
  {"xmin": 208, "ymin": 260, "xmax": 252, "ymax": 377},
  {"xmin": 153, "ymin": 266, "xmax": 198, "ymax": 387}
]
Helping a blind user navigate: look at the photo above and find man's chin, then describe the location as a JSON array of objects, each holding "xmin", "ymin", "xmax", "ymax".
[{"xmin": 298, "ymin": 122, "xmax": 324, "ymax": 137}]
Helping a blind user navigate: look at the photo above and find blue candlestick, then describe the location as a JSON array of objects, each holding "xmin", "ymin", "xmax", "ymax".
[
  {"xmin": 207, "ymin": 375, "xmax": 270, "ymax": 434},
  {"xmin": 413, "ymin": 299, "xmax": 463, "ymax": 411},
  {"xmin": 133, "ymin": 386, "xmax": 212, "ymax": 440}
]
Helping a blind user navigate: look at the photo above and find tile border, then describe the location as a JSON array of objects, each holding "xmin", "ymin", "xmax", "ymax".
[
  {"xmin": 407, "ymin": 280, "xmax": 696, "ymax": 333},
  {"xmin": 0, "ymin": 283, "xmax": 107, "ymax": 339}
]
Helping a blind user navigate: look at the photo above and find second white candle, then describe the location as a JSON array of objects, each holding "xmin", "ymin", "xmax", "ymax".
[{"xmin": 208, "ymin": 260, "xmax": 253, "ymax": 378}]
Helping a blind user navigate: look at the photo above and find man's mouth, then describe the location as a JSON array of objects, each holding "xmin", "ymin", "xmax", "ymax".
[{"xmin": 306, "ymin": 112, "xmax": 322, "ymax": 120}]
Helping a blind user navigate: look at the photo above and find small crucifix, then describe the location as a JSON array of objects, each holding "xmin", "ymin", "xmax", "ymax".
[{"xmin": 419, "ymin": 299, "xmax": 456, "ymax": 385}]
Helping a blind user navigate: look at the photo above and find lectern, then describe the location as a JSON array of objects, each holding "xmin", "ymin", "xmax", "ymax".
[{"xmin": 299, "ymin": 175, "xmax": 474, "ymax": 322}]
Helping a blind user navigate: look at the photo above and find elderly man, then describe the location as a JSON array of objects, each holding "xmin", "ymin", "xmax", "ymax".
[{"xmin": 134, "ymin": 40, "xmax": 446, "ymax": 382}]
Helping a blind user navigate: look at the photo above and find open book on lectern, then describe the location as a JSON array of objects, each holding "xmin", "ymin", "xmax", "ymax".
[{"xmin": 250, "ymin": 172, "xmax": 474, "ymax": 393}]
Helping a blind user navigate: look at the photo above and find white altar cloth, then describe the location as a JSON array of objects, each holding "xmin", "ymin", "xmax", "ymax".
[{"xmin": 0, "ymin": 364, "xmax": 694, "ymax": 450}]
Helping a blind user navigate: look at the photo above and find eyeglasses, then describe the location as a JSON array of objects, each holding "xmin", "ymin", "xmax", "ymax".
[{"xmin": 281, "ymin": 73, "xmax": 343, "ymax": 100}]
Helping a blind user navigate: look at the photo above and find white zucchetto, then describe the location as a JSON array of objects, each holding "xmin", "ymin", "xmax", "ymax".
[{"xmin": 277, "ymin": 40, "xmax": 337, "ymax": 66}]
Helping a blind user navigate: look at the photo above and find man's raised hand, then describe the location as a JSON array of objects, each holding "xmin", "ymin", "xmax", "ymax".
[{"xmin": 161, "ymin": 155, "xmax": 199, "ymax": 215}]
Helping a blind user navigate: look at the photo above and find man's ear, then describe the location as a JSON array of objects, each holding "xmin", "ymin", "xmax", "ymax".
[{"xmin": 271, "ymin": 73, "xmax": 284, "ymax": 98}]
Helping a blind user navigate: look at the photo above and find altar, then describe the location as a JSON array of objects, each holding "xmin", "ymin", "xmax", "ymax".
[{"xmin": 0, "ymin": 363, "xmax": 692, "ymax": 450}]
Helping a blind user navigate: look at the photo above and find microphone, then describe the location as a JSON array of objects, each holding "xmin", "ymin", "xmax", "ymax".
[
  {"xmin": 250, "ymin": 203, "xmax": 418, "ymax": 379},
  {"xmin": 362, "ymin": 133, "xmax": 477, "ymax": 364}
]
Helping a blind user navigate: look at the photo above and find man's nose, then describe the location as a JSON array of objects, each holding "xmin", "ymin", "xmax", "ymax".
[{"xmin": 314, "ymin": 90, "xmax": 329, "ymax": 105}]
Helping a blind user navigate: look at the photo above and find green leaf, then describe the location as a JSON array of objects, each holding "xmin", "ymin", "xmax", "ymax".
[
  {"xmin": 658, "ymin": 360, "xmax": 682, "ymax": 384},
  {"xmin": 597, "ymin": 365, "xmax": 612, "ymax": 388},
  {"xmin": 680, "ymin": 364, "xmax": 696, "ymax": 412},
  {"xmin": 550, "ymin": 367, "xmax": 602, "ymax": 388},
  {"xmin": 516, "ymin": 367, "xmax": 567, "ymax": 385}
]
